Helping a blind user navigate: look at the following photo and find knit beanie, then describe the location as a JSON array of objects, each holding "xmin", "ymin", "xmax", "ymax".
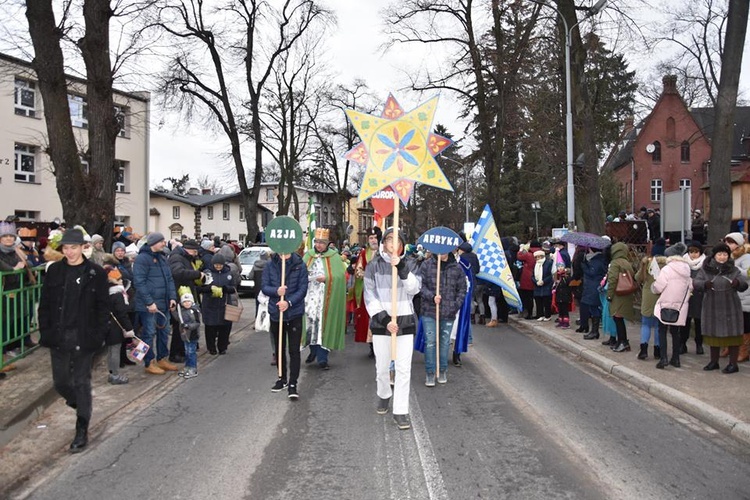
[
  {"xmin": 724, "ymin": 232, "xmax": 745, "ymax": 246},
  {"xmin": 112, "ymin": 241, "xmax": 126, "ymax": 252},
  {"xmin": 146, "ymin": 232, "xmax": 165, "ymax": 247},
  {"xmin": 201, "ymin": 240, "xmax": 214, "ymax": 251},
  {"xmin": 664, "ymin": 242, "xmax": 687, "ymax": 257}
]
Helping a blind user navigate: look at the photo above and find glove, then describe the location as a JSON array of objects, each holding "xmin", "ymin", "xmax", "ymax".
[
  {"xmin": 211, "ymin": 285, "xmax": 223, "ymax": 298},
  {"xmin": 124, "ymin": 330, "xmax": 136, "ymax": 338},
  {"xmin": 732, "ymin": 279, "xmax": 740, "ymax": 289},
  {"xmin": 396, "ymin": 259, "xmax": 409, "ymax": 280},
  {"xmin": 704, "ymin": 281, "xmax": 714, "ymax": 290}
]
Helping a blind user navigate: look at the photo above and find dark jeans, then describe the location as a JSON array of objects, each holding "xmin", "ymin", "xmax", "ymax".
[
  {"xmin": 658, "ymin": 322, "xmax": 681, "ymax": 359},
  {"xmin": 272, "ymin": 317, "xmax": 303, "ymax": 384},
  {"xmin": 50, "ymin": 348, "xmax": 94, "ymax": 421},
  {"xmin": 205, "ymin": 324, "xmax": 232, "ymax": 353},
  {"xmin": 520, "ymin": 289, "xmax": 534, "ymax": 318},
  {"xmin": 534, "ymin": 296, "xmax": 552, "ymax": 319}
]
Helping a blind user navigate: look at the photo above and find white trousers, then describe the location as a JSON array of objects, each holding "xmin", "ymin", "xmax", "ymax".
[
  {"xmin": 372, "ymin": 334, "xmax": 413, "ymax": 415},
  {"xmin": 488, "ymin": 296, "xmax": 498, "ymax": 321}
]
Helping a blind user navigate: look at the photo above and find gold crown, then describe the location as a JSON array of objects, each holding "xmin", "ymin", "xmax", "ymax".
[{"xmin": 314, "ymin": 228, "xmax": 330, "ymax": 241}]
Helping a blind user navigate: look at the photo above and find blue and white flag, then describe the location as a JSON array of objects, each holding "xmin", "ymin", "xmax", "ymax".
[{"xmin": 471, "ymin": 204, "xmax": 523, "ymax": 311}]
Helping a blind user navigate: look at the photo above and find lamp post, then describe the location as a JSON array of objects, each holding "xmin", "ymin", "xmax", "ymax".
[
  {"xmin": 531, "ymin": 0, "xmax": 608, "ymax": 230},
  {"xmin": 531, "ymin": 201, "xmax": 541, "ymax": 237}
]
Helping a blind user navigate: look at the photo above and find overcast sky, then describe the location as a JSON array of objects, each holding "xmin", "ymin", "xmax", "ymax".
[{"xmin": 148, "ymin": 0, "xmax": 750, "ymax": 190}]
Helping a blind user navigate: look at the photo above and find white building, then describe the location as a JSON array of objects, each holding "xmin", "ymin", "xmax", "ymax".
[{"xmin": 0, "ymin": 53, "xmax": 149, "ymax": 230}]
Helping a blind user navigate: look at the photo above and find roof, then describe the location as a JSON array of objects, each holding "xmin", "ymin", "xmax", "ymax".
[
  {"xmin": 149, "ymin": 190, "xmax": 272, "ymax": 211},
  {"xmin": 603, "ymin": 122, "xmax": 642, "ymax": 172},
  {"xmin": 689, "ymin": 107, "xmax": 750, "ymax": 160}
]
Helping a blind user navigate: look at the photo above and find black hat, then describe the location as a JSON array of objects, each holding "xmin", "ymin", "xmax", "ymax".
[
  {"xmin": 459, "ymin": 241, "xmax": 472, "ymax": 253},
  {"xmin": 366, "ymin": 226, "xmax": 382, "ymax": 243},
  {"xmin": 712, "ymin": 243, "xmax": 731, "ymax": 257},
  {"xmin": 59, "ymin": 229, "xmax": 85, "ymax": 246},
  {"xmin": 686, "ymin": 240, "xmax": 703, "ymax": 252},
  {"xmin": 183, "ymin": 239, "xmax": 201, "ymax": 250}
]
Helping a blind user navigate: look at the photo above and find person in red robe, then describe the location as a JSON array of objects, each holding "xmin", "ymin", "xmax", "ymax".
[{"xmin": 354, "ymin": 227, "xmax": 382, "ymax": 358}]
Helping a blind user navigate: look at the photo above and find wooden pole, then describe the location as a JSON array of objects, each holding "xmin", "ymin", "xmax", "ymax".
[
  {"xmin": 389, "ymin": 198, "xmax": 400, "ymax": 383},
  {"xmin": 435, "ymin": 255, "xmax": 442, "ymax": 379},
  {"xmin": 278, "ymin": 256, "xmax": 287, "ymax": 379}
]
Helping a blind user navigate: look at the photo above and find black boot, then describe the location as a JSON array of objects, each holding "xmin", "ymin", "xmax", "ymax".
[
  {"xmin": 70, "ymin": 416, "xmax": 89, "ymax": 453},
  {"xmin": 584, "ymin": 318, "xmax": 600, "ymax": 339},
  {"xmin": 602, "ymin": 336, "xmax": 617, "ymax": 347},
  {"xmin": 654, "ymin": 345, "xmax": 661, "ymax": 359},
  {"xmin": 368, "ymin": 343, "xmax": 375, "ymax": 359},
  {"xmin": 637, "ymin": 343, "xmax": 648, "ymax": 360},
  {"xmin": 613, "ymin": 340, "xmax": 631, "ymax": 352},
  {"xmin": 696, "ymin": 342, "xmax": 704, "ymax": 355},
  {"xmin": 575, "ymin": 319, "xmax": 589, "ymax": 333},
  {"xmin": 656, "ymin": 354, "xmax": 669, "ymax": 369}
]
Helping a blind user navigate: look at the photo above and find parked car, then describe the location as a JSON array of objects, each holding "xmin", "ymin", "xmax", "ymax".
[{"xmin": 238, "ymin": 245, "xmax": 271, "ymax": 295}]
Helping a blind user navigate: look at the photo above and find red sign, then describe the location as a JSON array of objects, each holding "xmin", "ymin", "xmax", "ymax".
[{"xmin": 371, "ymin": 187, "xmax": 396, "ymax": 217}]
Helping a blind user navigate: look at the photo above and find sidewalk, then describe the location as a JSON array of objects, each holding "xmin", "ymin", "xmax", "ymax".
[
  {"xmin": 0, "ymin": 299, "xmax": 257, "ymax": 492},
  {"xmin": 510, "ymin": 311, "xmax": 750, "ymax": 446}
]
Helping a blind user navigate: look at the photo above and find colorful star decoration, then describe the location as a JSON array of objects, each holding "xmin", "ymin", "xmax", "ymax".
[{"xmin": 345, "ymin": 94, "xmax": 454, "ymax": 204}]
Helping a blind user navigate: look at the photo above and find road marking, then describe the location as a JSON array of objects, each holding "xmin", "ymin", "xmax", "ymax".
[{"xmin": 409, "ymin": 394, "xmax": 449, "ymax": 500}]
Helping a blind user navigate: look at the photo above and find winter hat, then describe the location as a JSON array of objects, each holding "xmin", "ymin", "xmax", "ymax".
[
  {"xmin": 530, "ymin": 240, "xmax": 541, "ymax": 248},
  {"xmin": 112, "ymin": 241, "xmax": 126, "ymax": 252},
  {"xmin": 107, "ymin": 267, "xmax": 122, "ymax": 283},
  {"xmin": 686, "ymin": 240, "xmax": 703, "ymax": 253},
  {"xmin": 724, "ymin": 232, "xmax": 745, "ymax": 246},
  {"xmin": 201, "ymin": 239, "xmax": 214, "ymax": 251},
  {"xmin": 664, "ymin": 242, "xmax": 687, "ymax": 257},
  {"xmin": 180, "ymin": 292, "xmax": 194, "ymax": 304},
  {"xmin": 533, "ymin": 250, "xmax": 545, "ymax": 258},
  {"xmin": 211, "ymin": 254, "xmax": 226, "ymax": 267},
  {"xmin": 0, "ymin": 221, "xmax": 16, "ymax": 238},
  {"xmin": 59, "ymin": 229, "xmax": 85, "ymax": 246},
  {"xmin": 183, "ymin": 239, "xmax": 201, "ymax": 250},
  {"xmin": 712, "ymin": 242, "xmax": 731, "ymax": 257},
  {"xmin": 382, "ymin": 227, "xmax": 406, "ymax": 256},
  {"xmin": 458, "ymin": 241, "xmax": 472, "ymax": 253},
  {"xmin": 366, "ymin": 227, "xmax": 382, "ymax": 244},
  {"xmin": 146, "ymin": 232, "xmax": 165, "ymax": 247},
  {"xmin": 541, "ymin": 241, "xmax": 552, "ymax": 253},
  {"xmin": 91, "ymin": 234, "xmax": 104, "ymax": 244}
]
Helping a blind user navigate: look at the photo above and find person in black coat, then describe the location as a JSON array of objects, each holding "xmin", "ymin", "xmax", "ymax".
[
  {"xmin": 38, "ymin": 229, "xmax": 109, "ymax": 453},
  {"xmin": 168, "ymin": 240, "xmax": 204, "ymax": 362},
  {"xmin": 199, "ymin": 254, "xmax": 237, "ymax": 355},
  {"xmin": 104, "ymin": 266, "xmax": 135, "ymax": 385}
]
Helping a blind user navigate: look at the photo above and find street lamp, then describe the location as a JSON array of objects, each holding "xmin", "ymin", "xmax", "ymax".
[
  {"xmin": 531, "ymin": 201, "xmax": 541, "ymax": 237},
  {"xmin": 531, "ymin": 0, "xmax": 609, "ymax": 230}
]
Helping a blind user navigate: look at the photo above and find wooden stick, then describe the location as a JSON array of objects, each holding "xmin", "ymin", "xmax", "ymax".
[
  {"xmin": 435, "ymin": 255, "xmax": 442, "ymax": 379},
  {"xmin": 278, "ymin": 255, "xmax": 286, "ymax": 379},
  {"xmin": 389, "ymin": 198, "xmax": 401, "ymax": 380}
]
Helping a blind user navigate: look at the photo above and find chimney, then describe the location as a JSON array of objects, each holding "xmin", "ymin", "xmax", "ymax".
[
  {"xmin": 662, "ymin": 75, "xmax": 678, "ymax": 95},
  {"xmin": 202, "ymin": 188, "xmax": 211, "ymax": 195},
  {"xmin": 187, "ymin": 187, "xmax": 200, "ymax": 195}
]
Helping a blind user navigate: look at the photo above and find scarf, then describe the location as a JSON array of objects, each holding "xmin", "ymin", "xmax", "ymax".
[
  {"xmin": 109, "ymin": 283, "xmax": 129, "ymax": 305},
  {"xmin": 0, "ymin": 243, "xmax": 16, "ymax": 254},
  {"xmin": 534, "ymin": 259, "xmax": 544, "ymax": 283},
  {"xmin": 685, "ymin": 253, "xmax": 706, "ymax": 271}
]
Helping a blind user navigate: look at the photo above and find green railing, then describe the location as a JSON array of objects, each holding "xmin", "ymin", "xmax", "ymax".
[{"xmin": 1, "ymin": 267, "xmax": 44, "ymax": 370}]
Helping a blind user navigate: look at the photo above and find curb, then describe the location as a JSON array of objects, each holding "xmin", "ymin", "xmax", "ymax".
[{"xmin": 511, "ymin": 316, "xmax": 750, "ymax": 447}]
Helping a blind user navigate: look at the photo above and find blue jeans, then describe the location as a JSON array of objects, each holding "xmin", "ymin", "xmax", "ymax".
[
  {"xmin": 640, "ymin": 315, "xmax": 660, "ymax": 346},
  {"xmin": 184, "ymin": 340, "xmax": 198, "ymax": 369},
  {"xmin": 422, "ymin": 317, "xmax": 453, "ymax": 374},
  {"xmin": 137, "ymin": 310, "xmax": 170, "ymax": 366}
]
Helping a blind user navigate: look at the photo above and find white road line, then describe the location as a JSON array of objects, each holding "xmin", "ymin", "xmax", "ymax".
[{"xmin": 409, "ymin": 394, "xmax": 449, "ymax": 500}]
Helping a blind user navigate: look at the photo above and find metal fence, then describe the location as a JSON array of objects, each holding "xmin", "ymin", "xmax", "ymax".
[{"xmin": 1, "ymin": 268, "xmax": 43, "ymax": 370}]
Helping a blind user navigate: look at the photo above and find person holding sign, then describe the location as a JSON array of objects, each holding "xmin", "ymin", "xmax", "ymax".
[
  {"xmin": 418, "ymin": 250, "xmax": 466, "ymax": 386},
  {"xmin": 364, "ymin": 227, "xmax": 421, "ymax": 430},
  {"xmin": 303, "ymin": 228, "xmax": 347, "ymax": 369}
]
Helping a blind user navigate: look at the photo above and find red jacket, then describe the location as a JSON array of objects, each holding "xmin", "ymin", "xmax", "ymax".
[{"xmin": 518, "ymin": 247, "xmax": 541, "ymax": 291}]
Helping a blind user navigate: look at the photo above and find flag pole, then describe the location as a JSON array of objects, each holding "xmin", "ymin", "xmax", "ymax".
[
  {"xmin": 389, "ymin": 197, "xmax": 400, "ymax": 384},
  {"xmin": 278, "ymin": 256, "xmax": 286, "ymax": 379},
  {"xmin": 435, "ymin": 255, "xmax": 442, "ymax": 380}
]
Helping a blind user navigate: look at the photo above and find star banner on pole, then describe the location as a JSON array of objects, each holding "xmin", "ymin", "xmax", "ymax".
[{"xmin": 345, "ymin": 94, "xmax": 454, "ymax": 204}]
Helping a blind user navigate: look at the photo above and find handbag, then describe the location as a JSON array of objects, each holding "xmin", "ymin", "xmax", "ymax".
[
  {"xmin": 659, "ymin": 286, "xmax": 690, "ymax": 324},
  {"xmin": 224, "ymin": 293, "xmax": 243, "ymax": 322},
  {"xmin": 614, "ymin": 270, "xmax": 638, "ymax": 296}
]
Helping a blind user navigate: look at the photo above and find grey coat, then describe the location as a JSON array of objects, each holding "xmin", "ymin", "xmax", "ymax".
[{"xmin": 693, "ymin": 257, "xmax": 748, "ymax": 337}]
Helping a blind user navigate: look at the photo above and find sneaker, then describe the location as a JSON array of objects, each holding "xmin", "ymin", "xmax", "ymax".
[
  {"xmin": 145, "ymin": 363, "xmax": 166, "ymax": 375},
  {"xmin": 425, "ymin": 373, "xmax": 436, "ymax": 387},
  {"xmin": 320, "ymin": 362, "xmax": 330, "ymax": 370},
  {"xmin": 271, "ymin": 378, "xmax": 287, "ymax": 392},
  {"xmin": 536, "ymin": 316, "xmax": 545, "ymax": 321},
  {"xmin": 287, "ymin": 384, "xmax": 299, "ymax": 400},
  {"xmin": 183, "ymin": 367, "xmax": 198, "ymax": 379},
  {"xmin": 437, "ymin": 371, "xmax": 447, "ymax": 384},
  {"xmin": 393, "ymin": 414, "xmax": 411, "ymax": 430},
  {"xmin": 542, "ymin": 317, "xmax": 552, "ymax": 322},
  {"xmin": 156, "ymin": 358, "xmax": 179, "ymax": 371},
  {"xmin": 376, "ymin": 397, "xmax": 390, "ymax": 415},
  {"xmin": 108, "ymin": 373, "xmax": 129, "ymax": 385}
]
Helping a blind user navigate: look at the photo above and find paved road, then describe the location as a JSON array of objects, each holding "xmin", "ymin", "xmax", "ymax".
[{"xmin": 12, "ymin": 323, "xmax": 750, "ymax": 500}]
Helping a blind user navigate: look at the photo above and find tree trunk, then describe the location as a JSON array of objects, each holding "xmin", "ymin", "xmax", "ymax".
[{"xmin": 707, "ymin": 0, "xmax": 749, "ymax": 244}]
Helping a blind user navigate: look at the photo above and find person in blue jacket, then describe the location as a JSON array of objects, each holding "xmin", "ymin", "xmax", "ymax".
[
  {"xmin": 133, "ymin": 233, "xmax": 178, "ymax": 375},
  {"xmin": 262, "ymin": 251, "xmax": 309, "ymax": 400}
]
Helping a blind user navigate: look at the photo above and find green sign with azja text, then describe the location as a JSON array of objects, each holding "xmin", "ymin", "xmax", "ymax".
[{"xmin": 266, "ymin": 216, "xmax": 303, "ymax": 254}]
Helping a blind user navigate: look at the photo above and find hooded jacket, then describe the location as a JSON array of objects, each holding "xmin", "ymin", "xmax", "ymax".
[
  {"xmin": 418, "ymin": 254, "xmax": 467, "ymax": 320},
  {"xmin": 261, "ymin": 252, "xmax": 309, "ymax": 322},
  {"xmin": 605, "ymin": 242, "xmax": 635, "ymax": 320},
  {"xmin": 133, "ymin": 244, "xmax": 177, "ymax": 312},
  {"xmin": 651, "ymin": 256, "xmax": 693, "ymax": 326}
]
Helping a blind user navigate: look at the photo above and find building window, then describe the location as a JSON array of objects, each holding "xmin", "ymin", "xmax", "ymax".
[
  {"xmin": 239, "ymin": 204, "xmax": 245, "ymax": 221},
  {"xmin": 652, "ymin": 141, "xmax": 661, "ymax": 162},
  {"xmin": 651, "ymin": 179, "xmax": 662, "ymax": 202},
  {"xmin": 266, "ymin": 188, "xmax": 275, "ymax": 202},
  {"xmin": 322, "ymin": 207, "xmax": 328, "ymax": 226},
  {"xmin": 169, "ymin": 224, "xmax": 183, "ymax": 240},
  {"xmin": 680, "ymin": 179, "xmax": 691, "ymax": 190},
  {"xmin": 223, "ymin": 203, "xmax": 230, "ymax": 220},
  {"xmin": 80, "ymin": 157, "xmax": 90, "ymax": 174},
  {"xmin": 239, "ymin": 233, "xmax": 247, "ymax": 244},
  {"xmin": 14, "ymin": 210, "xmax": 38, "ymax": 221},
  {"xmin": 680, "ymin": 141, "xmax": 690, "ymax": 162},
  {"xmin": 68, "ymin": 94, "xmax": 88, "ymax": 128},
  {"xmin": 207, "ymin": 206, "xmax": 214, "ymax": 220},
  {"xmin": 115, "ymin": 160, "xmax": 128, "ymax": 193},
  {"xmin": 173, "ymin": 206, "xmax": 180, "ymax": 219},
  {"xmin": 222, "ymin": 233, "xmax": 230, "ymax": 241},
  {"xmin": 14, "ymin": 143, "xmax": 36, "ymax": 183},
  {"xmin": 114, "ymin": 105, "xmax": 129, "ymax": 138},
  {"xmin": 114, "ymin": 215, "xmax": 129, "ymax": 229},
  {"xmin": 14, "ymin": 78, "xmax": 36, "ymax": 117}
]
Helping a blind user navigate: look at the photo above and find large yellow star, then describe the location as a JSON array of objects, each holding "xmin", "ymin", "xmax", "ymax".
[{"xmin": 345, "ymin": 95, "xmax": 453, "ymax": 203}]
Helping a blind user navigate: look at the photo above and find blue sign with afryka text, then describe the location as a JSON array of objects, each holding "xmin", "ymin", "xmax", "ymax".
[{"xmin": 418, "ymin": 226, "xmax": 463, "ymax": 255}]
